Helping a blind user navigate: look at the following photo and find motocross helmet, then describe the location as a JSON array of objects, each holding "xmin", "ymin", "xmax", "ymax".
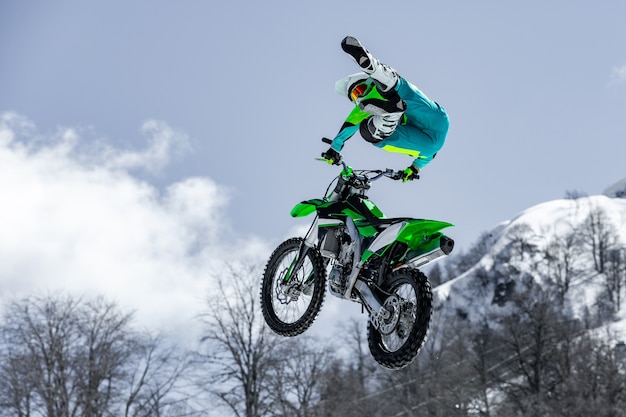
[{"xmin": 335, "ymin": 72, "xmax": 373, "ymax": 102}]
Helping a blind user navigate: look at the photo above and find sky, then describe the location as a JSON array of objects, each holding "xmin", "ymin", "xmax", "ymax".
[{"xmin": 1, "ymin": 0, "xmax": 626, "ymax": 338}]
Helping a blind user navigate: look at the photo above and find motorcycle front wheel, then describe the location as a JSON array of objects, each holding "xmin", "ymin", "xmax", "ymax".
[
  {"xmin": 260, "ymin": 238, "xmax": 326, "ymax": 337},
  {"xmin": 367, "ymin": 268, "xmax": 432, "ymax": 369}
]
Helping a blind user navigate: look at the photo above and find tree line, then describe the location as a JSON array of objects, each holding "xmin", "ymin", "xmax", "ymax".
[{"xmin": 2, "ymin": 274, "xmax": 624, "ymax": 416}]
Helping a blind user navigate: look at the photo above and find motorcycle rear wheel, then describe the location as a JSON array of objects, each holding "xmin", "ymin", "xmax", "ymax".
[
  {"xmin": 367, "ymin": 268, "xmax": 432, "ymax": 369},
  {"xmin": 260, "ymin": 238, "xmax": 326, "ymax": 337}
]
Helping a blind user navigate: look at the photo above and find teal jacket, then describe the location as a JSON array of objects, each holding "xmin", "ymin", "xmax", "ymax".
[{"xmin": 330, "ymin": 77, "xmax": 449, "ymax": 169}]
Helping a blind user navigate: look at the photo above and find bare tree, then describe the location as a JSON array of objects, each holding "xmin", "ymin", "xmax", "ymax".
[
  {"xmin": 564, "ymin": 190, "xmax": 587, "ymax": 200},
  {"xmin": 0, "ymin": 293, "xmax": 194, "ymax": 417},
  {"xmin": 505, "ymin": 224, "xmax": 539, "ymax": 262},
  {"xmin": 581, "ymin": 206, "xmax": 619, "ymax": 274},
  {"xmin": 75, "ymin": 296, "xmax": 135, "ymax": 416},
  {"xmin": 365, "ymin": 313, "xmax": 477, "ymax": 417},
  {"xmin": 123, "ymin": 334, "xmax": 195, "ymax": 417},
  {"xmin": 335, "ymin": 318, "xmax": 378, "ymax": 393},
  {"xmin": 544, "ymin": 331, "xmax": 626, "ymax": 416},
  {"xmin": 543, "ymin": 230, "xmax": 582, "ymax": 305},
  {"xmin": 0, "ymin": 294, "xmax": 86, "ymax": 417},
  {"xmin": 268, "ymin": 336, "xmax": 334, "ymax": 417},
  {"xmin": 604, "ymin": 247, "xmax": 626, "ymax": 314},
  {"xmin": 467, "ymin": 320, "xmax": 500, "ymax": 417},
  {"xmin": 314, "ymin": 357, "xmax": 385, "ymax": 417},
  {"xmin": 494, "ymin": 289, "xmax": 578, "ymax": 415},
  {"xmin": 197, "ymin": 263, "xmax": 278, "ymax": 417}
]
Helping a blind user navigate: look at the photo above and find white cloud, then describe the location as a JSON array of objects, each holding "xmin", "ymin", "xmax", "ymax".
[
  {"xmin": 0, "ymin": 112, "xmax": 269, "ymax": 343},
  {"xmin": 101, "ymin": 120, "xmax": 191, "ymax": 173}
]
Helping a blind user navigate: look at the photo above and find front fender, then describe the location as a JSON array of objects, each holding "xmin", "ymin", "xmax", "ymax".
[{"xmin": 290, "ymin": 199, "xmax": 326, "ymax": 218}]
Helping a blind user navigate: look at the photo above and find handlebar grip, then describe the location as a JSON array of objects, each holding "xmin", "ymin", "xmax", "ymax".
[
  {"xmin": 388, "ymin": 170, "xmax": 403, "ymax": 181},
  {"xmin": 322, "ymin": 137, "xmax": 333, "ymax": 144}
]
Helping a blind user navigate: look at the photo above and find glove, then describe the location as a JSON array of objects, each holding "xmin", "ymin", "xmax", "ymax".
[
  {"xmin": 402, "ymin": 165, "xmax": 420, "ymax": 182},
  {"xmin": 321, "ymin": 147, "xmax": 341, "ymax": 165}
]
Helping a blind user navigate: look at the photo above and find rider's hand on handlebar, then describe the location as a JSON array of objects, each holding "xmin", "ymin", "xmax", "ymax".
[
  {"xmin": 320, "ymin": 147, "xmax": 342, "ymax": 165},
  {"xmin": 401, "ymin": 165, "xmax": 420, "ymax": 182}
]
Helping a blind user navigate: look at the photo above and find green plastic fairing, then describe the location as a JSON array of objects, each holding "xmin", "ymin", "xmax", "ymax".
[
  {"xmin": 396, "ymin": 220, "xmax": 454, "ymax": 247},
  {"xmin": 290, "ymin": 199, "xmax": 325, "ymax": 218},
  {"xmin": 363, "ymin": 199, "xmax": 384, "ymax": 218},
  {"xmin": 360, "ymin": 219, "xmax": 454, "ymax": 263}
]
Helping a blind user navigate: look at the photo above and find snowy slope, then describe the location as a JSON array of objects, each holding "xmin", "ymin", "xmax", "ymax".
[
  {"xmin": 604, "ymin": 176, "xmax": 626, "ymax": 198},
  {"xmin": 434, "ymin": 192, "xmax": 626, "ymax": 338}
]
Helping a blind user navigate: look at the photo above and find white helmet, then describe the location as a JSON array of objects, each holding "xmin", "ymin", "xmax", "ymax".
[{"xmin": 334, "ymin": 72, "xmax": 370, "ymax": 100}]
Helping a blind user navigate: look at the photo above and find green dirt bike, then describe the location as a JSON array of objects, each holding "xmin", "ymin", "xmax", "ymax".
[{"xmin": 260, "ymin": 148, "xmax": 454, "ymax": 369}]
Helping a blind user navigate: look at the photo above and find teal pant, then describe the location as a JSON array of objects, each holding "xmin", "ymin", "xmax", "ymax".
[{"xmin": 376, "ymin": 77, "xmax": 449, "ymax": 168}]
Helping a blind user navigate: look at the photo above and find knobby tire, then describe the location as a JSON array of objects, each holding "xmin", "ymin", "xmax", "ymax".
[
  {"xmin": 260, "ymin": 238, "xmax": 326, "ymax": 336},
  {"xmin": 367, "ymin": 268, "xmax": 432, "ymax": 369}
]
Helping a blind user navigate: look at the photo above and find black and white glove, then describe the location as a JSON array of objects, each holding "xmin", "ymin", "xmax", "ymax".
[{"xmin": 321, "ymin": 147, "xmax": 341, "ymax": 165}]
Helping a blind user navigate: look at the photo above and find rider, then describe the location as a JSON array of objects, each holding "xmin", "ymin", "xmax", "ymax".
[{"xmin": 322, "ymin": 36, "xmax": 450, "ymax": 182}]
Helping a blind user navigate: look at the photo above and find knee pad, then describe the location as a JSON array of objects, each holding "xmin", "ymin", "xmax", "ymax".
[{"xmin": 360, "ymin": 117, "xmax": 383, "ymax": 144}]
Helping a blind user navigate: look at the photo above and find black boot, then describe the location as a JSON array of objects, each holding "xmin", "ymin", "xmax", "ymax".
[{"xmin": 341, "ymin": 36, "xmax": 399, "ymax": 91}]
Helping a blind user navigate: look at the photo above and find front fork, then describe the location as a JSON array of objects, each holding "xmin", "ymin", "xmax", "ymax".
[{"xmin": 283, "ymin": 217, "xmax": 319, "ymax": 285}]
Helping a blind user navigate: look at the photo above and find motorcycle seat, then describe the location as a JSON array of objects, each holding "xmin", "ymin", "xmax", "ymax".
[{"xmin": 359, "ymin": 217, "xmax": 416, "ymax": 230}]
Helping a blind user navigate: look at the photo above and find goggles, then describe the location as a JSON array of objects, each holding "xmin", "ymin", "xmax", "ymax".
[{"xmin": 350, "ymin": 82, "xmax": 371, "ymax": 102}]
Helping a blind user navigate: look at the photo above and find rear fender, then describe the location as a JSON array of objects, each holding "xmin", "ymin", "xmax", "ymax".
[
  {"xmin": 361, "ymin": 219, "xmax": 454, "ymax": 263},
  {"xmin": 396, "ymin": 219, "xmax": 454, "ymax": 248}
]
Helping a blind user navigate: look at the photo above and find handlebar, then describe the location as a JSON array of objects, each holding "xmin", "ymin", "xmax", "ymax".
[
  {"xmin": 320, "ymin": 138, "xmax": 405, "ymax": 182},
  {"xmin": 318, "ymin": 158, "xmax": 404, "ymax": 184}
]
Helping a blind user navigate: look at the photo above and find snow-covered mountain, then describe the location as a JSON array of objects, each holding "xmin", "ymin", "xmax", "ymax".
[
  {"xmin": 434, "ymin": 183, "xmax": 626, "ymax": 338},
  {"xmin": 604, "ymin": 176, "xmax": 626, "ymax": 198}
]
